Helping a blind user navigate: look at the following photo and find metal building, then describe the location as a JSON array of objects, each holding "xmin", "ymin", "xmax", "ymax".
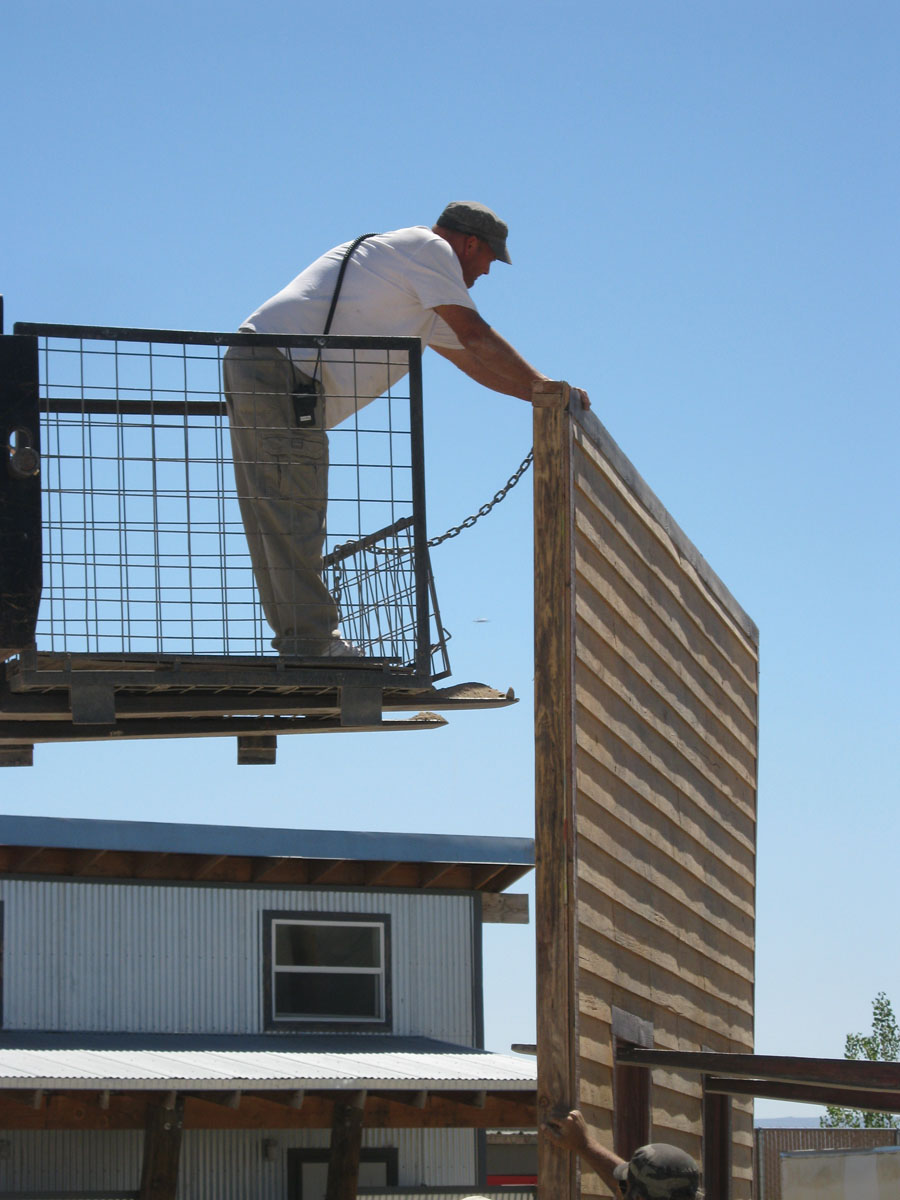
[{"xmin": 0, "ymin": 815, "xmax": 538, "ymax": 1200}]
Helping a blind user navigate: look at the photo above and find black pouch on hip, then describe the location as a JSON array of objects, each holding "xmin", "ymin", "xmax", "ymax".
[{"xmin": 292, "ymin": 377, "xmax": 323, "ymax": 429}]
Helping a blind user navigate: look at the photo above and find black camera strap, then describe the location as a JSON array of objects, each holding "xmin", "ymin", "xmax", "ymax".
[
  {"xmin": 312, "ymin": 232, "xmax": 377, "ymax": 381},
  {"xmin": 295, "ymin": 232, "xmax": 377, "ymax": 427},
  {"xmin": 323, "ymin": 233, "xmax": 377, "ymax": 339}
]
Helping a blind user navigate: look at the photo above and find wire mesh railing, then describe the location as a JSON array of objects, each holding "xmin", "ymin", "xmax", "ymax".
[{"xmin": 2, "ymin": 326, "xmax": 450, "ymax": 680}]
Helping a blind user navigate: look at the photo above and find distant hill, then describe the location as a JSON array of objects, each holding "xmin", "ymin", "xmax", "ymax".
[{"xmin": 755, "ymin": 1116, "xmax": 822, "ymax": 1128}]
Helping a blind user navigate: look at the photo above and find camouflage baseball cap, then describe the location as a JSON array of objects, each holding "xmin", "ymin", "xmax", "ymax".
[
  {"xmin": 435, "ymin": 201, "xmax": 512, "ymax": 264},
  {"xmin": 613, "ymin": 1144, "xmax": 700, "ymax": 1199}
]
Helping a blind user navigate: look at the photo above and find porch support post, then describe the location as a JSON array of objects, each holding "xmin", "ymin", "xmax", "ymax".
[
  {"xmin": 139, "ymin": 1093, "xmax": 184, "ymax": 1200},
  {"xmin": 325, "ymin": 1091, "xmax": 367, "ymax": 1200}
]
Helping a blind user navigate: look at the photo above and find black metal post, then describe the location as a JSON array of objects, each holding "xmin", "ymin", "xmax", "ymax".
[
  {"xmin": 407, "ymin": 341, "xmax": 430, "ymax": 679},
  {"xmin": 0, "ymin": 335, "xmax": 42, "ymax": 660}
]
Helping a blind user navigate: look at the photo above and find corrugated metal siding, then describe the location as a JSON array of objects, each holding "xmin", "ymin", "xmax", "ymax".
[
  {"xmin": 0, "ymin": 1130, "xmax": 141, "ymax": 1192},
  {"xmin": 753, "ymin": 1127, "xmax": 900, "ymax": 1200},
  {"xmin": 0, "ymin": 1128, "xmax": 477, "ymax": 1199},
  {"xmin": 177, "ymin": 1128, "xmax": 478, "ymax": 1200},
  {"xmin": 0, "ymin": 882, "xmax": 475, "ymax": 1042},
  {"xmin": 286, "ymin": 1127, "xmax": 478, "ymax": 1186}
]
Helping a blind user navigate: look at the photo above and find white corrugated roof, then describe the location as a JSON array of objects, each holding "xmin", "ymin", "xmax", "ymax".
[{"xmin": 0, "ymin": 1046, "xmax": 537, "ymax": 1092}]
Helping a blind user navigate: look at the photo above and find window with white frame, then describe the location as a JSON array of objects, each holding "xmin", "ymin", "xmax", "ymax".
[{"xmin": 264, "ymin": 911, "xmax": 391, "ymax": 1030}]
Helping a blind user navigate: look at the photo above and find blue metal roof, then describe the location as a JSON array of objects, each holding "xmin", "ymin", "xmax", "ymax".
[{"xmin": 0, "ymin": 814, "xmax": 534, "ymax": 868}]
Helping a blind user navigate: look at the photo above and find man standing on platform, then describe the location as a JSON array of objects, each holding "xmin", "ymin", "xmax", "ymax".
[{"xmin": 224, "ymin": 201, "xmax": 588, "ymax": 657}]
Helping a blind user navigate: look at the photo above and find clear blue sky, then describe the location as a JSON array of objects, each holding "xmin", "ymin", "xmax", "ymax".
[{"xmin": 3, "ymin": 0, "xmax": 898, "ymax": 1122}]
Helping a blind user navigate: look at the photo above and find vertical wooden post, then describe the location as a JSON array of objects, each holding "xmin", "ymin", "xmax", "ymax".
[
  {"xmin": 325, "ymin": 1091, "xmax": 367, "ymax": 1200},
  {"xmin": 702, "ymin": 1080, "xmax": 732, "ymax": 1200},
  {"xmin": 139, "ymin": 1093, "xmax": 184, "ymax": 1200},
  {"xmin": 612, "ymin": 1008, "xmax": 654, "ymax": 1162},
  {"xmin": 533, "ymin": 382, "xmax": 578, "ymax": 1200}
]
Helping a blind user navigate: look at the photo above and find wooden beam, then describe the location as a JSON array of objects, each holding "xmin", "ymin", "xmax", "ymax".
[
  {"xmin": 251, "ymin": 856, "xmax": 291, "ymax": 883},
  {"xmin": 615, "ymin": 1048, "xmax": 900, "ymax": 1094},
  {"xmin": 0, "ymin": 1091, "xmax": 151, "ymax": 1130},
  {"xmin": 612, "ymin": 1009, "xmax": 653, "ymax": 1162},
  {"xmin": 236, "ymin": 734, "xmax": 277, "ymax": 766},
  {"xmin": 6, "ymin": 846, "xmax": 45, "ymax": 873},
  {"xmin": 193, "ymin": 855, "xmax": 228, "ymax": 880},
  {"xmin": 307, "ymin": 859, "xmax": 348, "ymax": 884},
  {"xmin": 0, "ymin": 743, "xmax": 33, "ymax": 767},
  {"xmin": 533, "ymin": 383, "xmax": 577, "ymax": 1200},
  {"xmin": 705, "ymin": 1076, "xmax": 900, "ymax": 1114},
  {"xmin": 0, "ymin": 1088, "xmax": 537, "ymax": 1131},
  {"xmin": 418, "ymin": 863, "xmax": 456, "ymax": 888},
  {"xmin": 361, "ymin": 1090, "xmax": 537, "ymax": 1129},
  {"xmin": 363, "ymin": 861, "xmax": 400, "ymax": 886},
  {"xmin": 132, "ymin": 851, "xmax": 170, "ymax": 878},
  {"xmin": 139, "ymin": 1094, "xmax": 184, "ymax": 1200},
  {"xmin": 73, "ymin": 851, "xmax": 110, "ymax": 879},
  {"xmin": 192, "ymin": 1089, "xmax": 243, "ymax": 1110},
  {"xmin": 469, "ymin": 864, "xmax": 506, "ymax": 889},
  {"xmin": 480, "ymin": 893, "xmax": 529, "ymax": 924},
  {"xmin": 0, "ymin": 712, "xmax": 446, "ymax": 745},
  {"xmin": 325, "ymin": 1091, "xmax": 367, "ymax": 1200}
]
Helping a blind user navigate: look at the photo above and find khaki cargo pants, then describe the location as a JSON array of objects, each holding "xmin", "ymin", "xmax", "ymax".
[{"xmin": 223, "ymin": 343, "xmax": 339, "ymax": 655}]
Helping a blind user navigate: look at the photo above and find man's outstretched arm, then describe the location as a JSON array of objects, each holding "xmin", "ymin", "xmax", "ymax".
[
  {"xmin": 430, "ymin": 341, "xmax": 531, "ymax": 397},
  {"xmin": 432, "ymin": 304, "xmax": 589, "ymax": 407},
  {"xmin": 542, "ymin": 1109, "xmax": 626, "ymax": 1195}
]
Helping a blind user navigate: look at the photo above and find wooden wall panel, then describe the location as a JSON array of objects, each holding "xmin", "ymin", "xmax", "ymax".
[{"xmin": 535, "ymin": 397, "xmax": 758, "ymax": 1200}]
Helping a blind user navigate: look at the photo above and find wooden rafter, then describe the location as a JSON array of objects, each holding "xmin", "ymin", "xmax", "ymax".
[{"xmin": 0, "ymin": 846, "xmax": 530, "ymax": 891}]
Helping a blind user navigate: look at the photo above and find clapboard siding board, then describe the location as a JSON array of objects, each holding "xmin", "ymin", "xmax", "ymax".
[
  {"xmin": 574, "ymin": 579, "xmax": 757, "ymax": 786},
  {"xmin": 575, "ymin": 860, "xmax": 755, "ymax": 1004},
  {"xmin": 576, "ymin": 767, "xmax": 756, "ymax": 935},
  {"xmin": 534, "ymin": 401, "xmax": 758, "ymax": 1200},
  {"xmin": 575, "ymin": 696, "xmax": 756, "ymax": 882}
]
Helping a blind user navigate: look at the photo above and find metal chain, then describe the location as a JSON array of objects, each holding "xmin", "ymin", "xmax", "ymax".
[{"xmin": 427, "ymin": 447, "xmax": 534, "ymax": 548}]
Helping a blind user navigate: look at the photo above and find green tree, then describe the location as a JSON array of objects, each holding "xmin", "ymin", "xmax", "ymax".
[{"xmin": 820, "ymin": 992, "xmax": 900, "ymax": 1128}]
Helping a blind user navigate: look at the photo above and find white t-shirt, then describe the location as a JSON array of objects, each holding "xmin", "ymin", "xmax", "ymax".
[{"xmin": 242, "ymin": 226, "xmax": 478, "ymax": 428}]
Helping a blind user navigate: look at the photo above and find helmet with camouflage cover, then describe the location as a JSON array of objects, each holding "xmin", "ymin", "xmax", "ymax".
[{"xmin": 613, "ymin": 1143, "xmax": 701, "ymax": 1198}]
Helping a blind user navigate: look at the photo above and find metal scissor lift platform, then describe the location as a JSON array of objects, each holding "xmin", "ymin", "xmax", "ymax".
[{"xmin": 1, "ymin": 322, "xmax": 520, "ymax": 764}]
